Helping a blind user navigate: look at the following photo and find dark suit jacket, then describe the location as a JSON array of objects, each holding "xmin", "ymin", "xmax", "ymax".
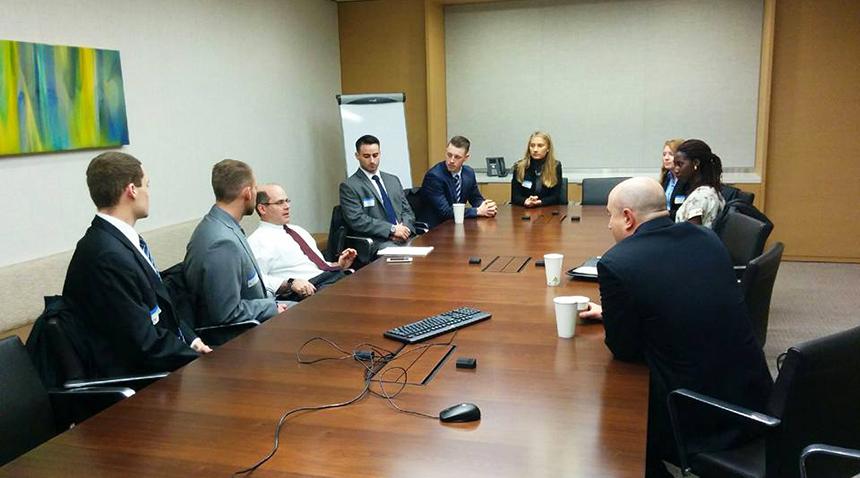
[
  {"xmin": 597, "ymin": 216, "xmax": 772, "ymax": 474},
  {"xmin": 339, "ymin": 169, "xmax": 415, "ymax": 241},
  {"xmin": 510, "ymin": 160, "xmax": 564, "ymax": 206},
  {"xmin": 419, "ymin": 161, "xmax": 485, "ymax": 228},
  {"xmin": 62, "ymin": 216, "xmax": 199, "ymax": 378}
]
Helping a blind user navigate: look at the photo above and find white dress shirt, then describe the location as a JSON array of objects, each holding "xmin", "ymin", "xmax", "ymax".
[
  {"xmin": 95, "ymin": 212, "xmax": 159, "ymax": 274},
  {"xmin": 247, "ymin": 221, "xmax": 329, "ymax": 293},
  {"xmin": 360, "ymin": 167, "xmax": 389, "ymax": 200}
]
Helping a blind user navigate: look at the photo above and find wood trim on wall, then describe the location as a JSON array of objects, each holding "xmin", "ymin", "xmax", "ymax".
[{"xmin": 754, "ymin": 0, "xmax": 776, "ymax": 211}]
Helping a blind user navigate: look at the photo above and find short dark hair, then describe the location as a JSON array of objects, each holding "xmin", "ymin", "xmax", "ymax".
[
  {"xmin": 676, "ymin": 139, "xmax": 723, "ymax": 191},
  {"xmin": 355, "ymin": 134, "xmax": 380, "ymax": 152},
  {"xmin": 448, "ymin": 135, "xmax": 471, "ymax": 153},
  {"xmin": 254, "ymin": 190, "xmax": 270, "ymax": 217},
  {"xmin": 86, "ymin": 152, "xmax": 143, "ymax": 208},
  {"xmin": 212, "ymin": 159, "xmax": 254, "ymax": 201}
]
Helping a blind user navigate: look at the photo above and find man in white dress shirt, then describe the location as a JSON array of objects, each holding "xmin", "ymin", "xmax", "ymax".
[{"xmin": 248, "ymin": 184, "xmax": 357, "ymax": 300}]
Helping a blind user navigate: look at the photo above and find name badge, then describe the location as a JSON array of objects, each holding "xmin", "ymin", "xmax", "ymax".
[
  {"xmin": 362, "ymin": 197, "xmax": 376, "ymax": 207},
  {"xmin": 149, "ymin": 305, "xmax": 161, "ymax": 325},
  {"xmin": 673, "ymin": 195, "xmax": 687, "ymax": 204},
  {"xmin": 522, "ymin": 180, "xmax": 533, "ymax": 189},
  {"xmin": 247, "ymin": 271, "xmax": 260, "ymax": 288}
]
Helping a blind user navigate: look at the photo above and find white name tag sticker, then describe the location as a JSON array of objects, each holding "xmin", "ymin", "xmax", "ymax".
[
  {"xmin": 149, "ymin": 305, "xmax": 161, "ymax": 325},
  {"xmin": 247, "ymin": 271, "xmax": 260, "ymax": 288},
  {"xmin": 362, "ymin": 197, "xmax": 376, "ymax": 207},
  {"xmin": 673, "ymin": 195, "xmax": 687, "ymax": 204},
  {"xmin": 522, "ymin": 180, "xmax": 533, "ymax": 189}
]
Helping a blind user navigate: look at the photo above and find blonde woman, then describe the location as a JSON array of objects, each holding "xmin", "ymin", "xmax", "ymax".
[
  {"xmin": 510, "ymin": 131, "xmax": 564, "ymax": 207},
  {"xmin": 660, "ymin": 138, "xmax": 684, "ymax": 210}
]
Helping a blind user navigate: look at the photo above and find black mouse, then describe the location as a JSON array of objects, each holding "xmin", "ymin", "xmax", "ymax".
[{"xmin": 439, "ymin": 402, "xmax": 481, "ymax": 423}]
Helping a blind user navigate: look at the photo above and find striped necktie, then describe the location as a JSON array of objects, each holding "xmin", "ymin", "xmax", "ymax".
[
  {"xmin": 139, "ymin": 235, "xmax": 160, "ymax": 279},
  {"xmin": 454, "ymin": 173, "xmax": 461, "ymax": 203}
]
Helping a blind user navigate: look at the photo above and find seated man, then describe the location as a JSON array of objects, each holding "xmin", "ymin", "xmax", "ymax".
[
  {"xmin": 579, "ymin": 177, "xmax": 772, "ymax": 477},
  {"xmin": 63, "ymin": 152, "xmax": 210, "ymax": 378},
  {"xmin": 420, "ymin": 135, "xmax": 497, "ymax": 228},
  {"xmin": 339, "ymin": 134, "xmax": 415, "ymax": 249},
  {"xmin": 184, "ymin": 160, "xmax": 285, "ymax": 329},
  {"xmin": 248, "ymin": 184, "xmax": 357, "ymax": 301}
]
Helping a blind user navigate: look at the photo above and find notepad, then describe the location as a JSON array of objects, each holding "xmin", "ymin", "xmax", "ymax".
[
  {"xmin": 567, "ymin": 256, "xmax": 600, "ymax": 280},
  {"xmin": 377, "ymin": 246, "xmax": 435, "ymax": 257}
]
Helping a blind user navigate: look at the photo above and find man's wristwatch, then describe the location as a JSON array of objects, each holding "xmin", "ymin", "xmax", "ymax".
[
  {"xmin": 286, "ymin": 278, "xmax": 295, "ymax": 290},
  {"xmin": 390, "ymin": 224, "xmax": 397, "ymax": 234}
]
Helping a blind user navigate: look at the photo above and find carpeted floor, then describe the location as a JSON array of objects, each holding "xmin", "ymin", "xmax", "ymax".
[{"xmin": 763, "ymin": 261, "xmax": 860, "ymax": 375}]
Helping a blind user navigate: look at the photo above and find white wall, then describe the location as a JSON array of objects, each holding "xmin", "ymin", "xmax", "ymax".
[
  {"xmin": 0, "ymin": 0, "xmax": 343, "ymax": 268},
  {"xmin": 446, "ymin": 0, "xmax": 763, "ymax": 173}
]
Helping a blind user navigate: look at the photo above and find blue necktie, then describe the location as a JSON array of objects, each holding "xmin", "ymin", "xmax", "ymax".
[
  {"xmin": 372, "ymin": 175, "xmax": 398, "ymax": 224},
  {"xmin": 140, "ymin": 235, "xmax": 185, "ymax": 344},
  {"xmin": 454, "ymin": 173, "xmax": 462, "ymax": 203},
  {"xmin": 139, "ymin": 235, "xmax": 159, "ymax": 277}
]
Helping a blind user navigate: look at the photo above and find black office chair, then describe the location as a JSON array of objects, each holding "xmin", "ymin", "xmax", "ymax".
[
  {"xmin": 0, "ymin": 336, "xmax": 133, "ymax": 466},
  {"xmin": 559, "ymin": 177, "xmax": 569, "ymax": 204},
  {"xmin": 800, "ymin": 444, "xmax": 860, "ymax": 478},
  {"xmin": 404, "ymin": 186, "xmax": 427, "ymax": 223},
  {"xmin": 668, "ymin": 325, "xmax": 860, "ymax": 478},
  {"xmin": 326, "ymin": 205, "xmax": 376, "ymax": 267},
  {"xmin": 741, "ymin": 242, "xmax": 785, "ymax": 347},
  {"xmin": 25, "ymin": 295, "xmax": 169, "ymax": 391},
  {"xmin": 717, "ymin": 209, "xmax": 773, "ymax": 273},
  {"xmin": 721, "ymin": 184, "xmax": 755, "ymax": 205},
  {"xmin": 161, "ymin": 262, "xmax": 259, "ymax": 347},
  {"xmin": 581, "ymin": 177, "xmax": 629, "ymax": 205}
]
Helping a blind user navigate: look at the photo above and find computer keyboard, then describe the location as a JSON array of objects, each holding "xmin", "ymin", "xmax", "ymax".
[{"xmin": 383, "ymin": 307, "xmax": 492, "ymax": 344}]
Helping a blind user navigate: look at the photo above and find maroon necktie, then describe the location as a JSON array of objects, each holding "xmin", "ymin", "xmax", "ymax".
[{"xmin": 283, "ymin": 225, "xmax": 339, "ymax": 272}]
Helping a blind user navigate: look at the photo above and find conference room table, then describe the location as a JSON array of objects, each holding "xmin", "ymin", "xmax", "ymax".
[{"xmin": 3, "ymin": 204, "xmax": 649, "ymax": 477}]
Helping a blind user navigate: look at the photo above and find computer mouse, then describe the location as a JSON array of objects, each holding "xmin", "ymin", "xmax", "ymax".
[{"xmin": 439, "ymin": 402, "xmax": 481, "ymax": 423}]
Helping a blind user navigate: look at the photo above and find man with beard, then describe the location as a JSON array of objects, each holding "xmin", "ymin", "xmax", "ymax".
[{"xmin": 184, "ymin": 159, "xmax": 285, "ymax": 330}]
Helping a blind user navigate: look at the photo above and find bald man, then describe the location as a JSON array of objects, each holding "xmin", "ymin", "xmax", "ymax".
[
  {"xmin": 247, "ymin": 184, "xmax": 356, "ymax": 301},
  {"xmin": 579, "ymin": 177, "xmax": 772, "ymax": 477}
]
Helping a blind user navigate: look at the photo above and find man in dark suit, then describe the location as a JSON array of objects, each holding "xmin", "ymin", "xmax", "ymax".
[
  {"xmin": 339, "ymin": 134, "xmax": 416, "ymax": 248},
  {"xmin": 419, "ymin": 135, "xmax": 497, "ymax": 228},
  {"xmin": 579, "ymin": 177, "xmax": 772, "ymax": 477},
  {"xmin": 63, "ymin": 152, "xmax": 211, "ymax": 378},
  {"xmin": 184, "ymin": 160, "xmax": 285, "ymax": 330}
]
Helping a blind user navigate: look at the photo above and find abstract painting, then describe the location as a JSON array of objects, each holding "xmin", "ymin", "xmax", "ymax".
[{"xmin": 0, "ymin": 39, "xmax": 129, "ymax": 156}]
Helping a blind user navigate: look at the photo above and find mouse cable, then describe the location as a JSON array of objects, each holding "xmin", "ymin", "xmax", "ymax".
[
  {"xmin": 235, "ymin": 333, "xmax": 458, "ymax": 475},
  {"xmin": 232, "ymin": 381, "xmax": 371, "ymax": 477}
]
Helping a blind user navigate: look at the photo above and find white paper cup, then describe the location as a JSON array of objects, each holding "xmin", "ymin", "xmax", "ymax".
[
  {"xmin": 453, "ymin": 203, "xmax": 466, "ymax": 224},
  {"xmin": 553, "ymin": 296, "xmax": 590, "ymax": 338},
  {"xmin": 544, "ymin": 253, "xmax": 564, "ymax": 286}
]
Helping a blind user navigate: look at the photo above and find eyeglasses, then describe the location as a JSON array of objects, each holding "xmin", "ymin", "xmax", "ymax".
[{"xmin": 262, "ymin": 199, "xmax": 291, "ymax": 206}]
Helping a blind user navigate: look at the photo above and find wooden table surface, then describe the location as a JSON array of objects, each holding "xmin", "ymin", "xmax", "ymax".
[{"xmin": 3, "ymin": 205, "xmax": 648, "ymax": 477}]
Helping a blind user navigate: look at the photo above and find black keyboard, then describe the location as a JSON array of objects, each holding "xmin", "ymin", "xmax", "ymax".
[{"xmin": 383, "ymin": 307, "xmax": 492, "ymax": 344}]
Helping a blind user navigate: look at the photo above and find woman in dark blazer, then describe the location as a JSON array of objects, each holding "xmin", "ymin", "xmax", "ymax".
[
  {"xmin": 660, "ymin": 138, "xmax": 685, "ymax": 211},
  {"xmin": 510, "ymin": 131, "xmax": 564, "ymax": 207}
]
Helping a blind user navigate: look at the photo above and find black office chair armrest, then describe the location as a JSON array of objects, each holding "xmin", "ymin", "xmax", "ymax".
[
  {"xmin": 800, "ymin": 444, "xmax": 860, "ymax": 478},
  {"xmin": 195, "ymin": 320, "xmax": 261, "ymax": 346},
  {"xmin": 49, "ymin": 386, "xmax": 135, "ymax": 428},
  {"xmin": 63, "ymin": 372, "xmax": 169, "ymax": 390},
  {"xmin": 194, "ymin": 319, "xmax": 261, "ymax": 332},
  {"xmin": 414, "ymin": 222, "xmax": 429, "ymax": 235},
  {"xmin": 668, "ymin": 388, "xmax": 780, "ymax": 475},
  {"xmin": 345, "ymin": 235, "xmax": 377, "ymax": 265}
]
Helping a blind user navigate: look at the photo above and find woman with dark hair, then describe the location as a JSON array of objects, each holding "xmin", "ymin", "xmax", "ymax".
[
  {"xmin": 660, "ymin": 138, "xmax": 684, "ymax": 210},
  {"xmin": 510, "ymin": 131, "xmax": 564, "ymax": 207},
  {"xmin": 673, "ymin": 139, "xmax": 725, "ymax": 228}
]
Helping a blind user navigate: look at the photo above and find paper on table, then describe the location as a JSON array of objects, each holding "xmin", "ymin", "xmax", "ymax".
[
  {"xmin": 570, "ymin": 266, "xmax": 598, "ymax": 276},
  {"xmin": 377, "ymin": 246, "xmax": 435, "ymax": 257}
]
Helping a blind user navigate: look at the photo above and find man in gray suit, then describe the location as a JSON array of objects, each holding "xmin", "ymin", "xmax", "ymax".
[
  {"xmin": 339, "ymin": 134, "xmax": 416, "ymax": 248},
  {"xmin": 184, "ymin": 159, "xmax": 286, "ymax": 330}
]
